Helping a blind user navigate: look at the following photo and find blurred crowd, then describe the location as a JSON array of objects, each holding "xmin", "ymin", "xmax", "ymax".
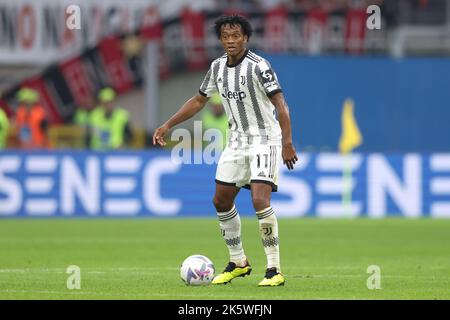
[
  {"xmin": 0, "ymin": 0, "xmax": 442, "ymax": 151},
  {"xmin": 159, "ymin": 0, "xmax": 385, "ymax": 15},
  {"xmin": 0, "ymin": 87, "xmax": 228, "ymax": 151},
  {"xmin": 0, "ymin": 87, "xmax": 134, "ymax": 151},
  {"xmin": 222, "ymin": 0, "xmax": 384, "ymax": 11},
  {"xmin": 159, "ymin": 0, "xmax": 440, "ymax": 26}
]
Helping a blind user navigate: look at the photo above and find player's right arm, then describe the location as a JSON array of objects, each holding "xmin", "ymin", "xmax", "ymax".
[{"xmin": 153, "ymin": 93, "xmax": 209, "ymax": 146}]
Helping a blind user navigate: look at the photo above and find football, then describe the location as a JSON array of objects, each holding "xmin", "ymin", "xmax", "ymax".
[{"xmin": 180, "ymin": 255, "xmax": 215, "ymax": 286}]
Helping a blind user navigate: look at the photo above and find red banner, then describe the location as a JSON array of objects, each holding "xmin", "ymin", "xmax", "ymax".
[
  {"xmin": 1, "ymin": 8, "xmax": 383, "ymax": 124},
  {"xmin": 97, "ymin": 36, "xmax": 135, "ymax": 95},
  {"xmin": 304, "ymin": 8, "xmax": 329, "ymax": 52},
  {"xmin": 140, "ymin": 6, "xmax": 163, "ymax": 40},
  {"xmin": 59, "ymin": 57, "xmax": 95, "ymax": 107},
  {"xmin": 345, "ymin": 9, "xmax": 366, "ymax": 54},
  {"xmin": 181, "ymin": 8, "xmax": 208, "ymax": 71},
  {"xmin": 139, "ymin": 7, "xmax": 170, "ymax": 79},
  {"xmin": 264, "ymin": 6, "xmax": 289, "ymax": 53}
]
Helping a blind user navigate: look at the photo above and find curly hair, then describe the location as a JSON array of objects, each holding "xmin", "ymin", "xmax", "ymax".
[{"xmin": 214, "ymin": 15, "xmax": 253, "ymax": 40}]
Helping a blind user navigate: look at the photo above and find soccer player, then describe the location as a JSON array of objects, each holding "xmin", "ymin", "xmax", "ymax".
[{"xmin": 153, "ymin": 15, "xmax": 297, "ymax": 287}]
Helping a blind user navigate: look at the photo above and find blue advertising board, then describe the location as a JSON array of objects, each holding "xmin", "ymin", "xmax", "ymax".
[
  {"xmin": 265, "ymin": 54, "xmax": 450, "ymax": 153},
  {"xmin": 1, "ymin": 151, "xmax": 449, "ymax": 218}
]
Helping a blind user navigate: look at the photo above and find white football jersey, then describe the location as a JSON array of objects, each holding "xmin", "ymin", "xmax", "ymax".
[{"xmin": 199, "ymin": 49, "xmax": 282, "ymax": 147}]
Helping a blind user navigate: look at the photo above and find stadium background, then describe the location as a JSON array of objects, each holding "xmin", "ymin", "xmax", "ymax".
[
  {"xmin": 1, "ymin": 0, "xmax": 449, "ymax": 218},
  {"xmin": 1, "ymin": 0, "xmax": 450, "ymax": 301}
]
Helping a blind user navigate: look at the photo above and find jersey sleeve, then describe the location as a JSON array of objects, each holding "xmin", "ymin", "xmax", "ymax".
[
  {"xmin": 198, "ymin": 62, "xmax": 216, "ymax": 97},
  {"xmin": 255, "ymin": 59, "xmax": 282, "ymax": 97}
]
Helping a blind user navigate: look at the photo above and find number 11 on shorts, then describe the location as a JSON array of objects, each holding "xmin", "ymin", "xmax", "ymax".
[{"xmin": 256, "ymin": 154, "xmax": 269, "ymax": 168}]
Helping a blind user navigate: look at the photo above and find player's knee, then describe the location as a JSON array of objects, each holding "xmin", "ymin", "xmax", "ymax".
[
  {"xmin": 251, "ymin": 196, "xmax": 270, "ymax": 212},
  {"xmin": 213, "ymin": 195, "xmax": 233, "ymax": 212}
]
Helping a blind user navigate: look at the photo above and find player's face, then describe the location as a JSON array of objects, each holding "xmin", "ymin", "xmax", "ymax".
[{"xmin": 220, "ymin": 24, "xmax": 247, "ymax": 57}]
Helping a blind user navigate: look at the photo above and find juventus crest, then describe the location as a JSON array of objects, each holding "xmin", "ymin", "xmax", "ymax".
[{"xmin": 262, "ymin": 227, "xmax": 273, "ymax": 236}]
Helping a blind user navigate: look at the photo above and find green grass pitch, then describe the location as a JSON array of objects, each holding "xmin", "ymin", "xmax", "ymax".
[{"xmin": 0, "ymin": 218, "xmax": 449, "ymax": 300}]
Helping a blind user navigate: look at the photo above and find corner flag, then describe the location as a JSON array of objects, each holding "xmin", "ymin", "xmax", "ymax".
[{"xmin": 339, "ymin": 98, "xmax": 362, "ymax": 154}]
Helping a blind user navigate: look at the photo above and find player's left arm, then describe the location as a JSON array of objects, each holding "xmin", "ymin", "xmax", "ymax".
[{"xmin": 270, "ymin": 92, "xmax": 298, "ymax": 170}]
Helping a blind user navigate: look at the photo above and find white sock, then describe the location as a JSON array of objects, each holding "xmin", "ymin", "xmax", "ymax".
[
  {"xmin": 217, "ymin": 205, "xmax": 247, "ymax": 266},
  {"xmin": 256, "ymin": 207, "xmax": 280, "ymax": 272}
]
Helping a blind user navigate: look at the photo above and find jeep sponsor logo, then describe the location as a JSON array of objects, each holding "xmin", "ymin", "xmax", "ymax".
[{"xmin": 222, "ymin": 88, "xmax": 247, "ymax": 102}]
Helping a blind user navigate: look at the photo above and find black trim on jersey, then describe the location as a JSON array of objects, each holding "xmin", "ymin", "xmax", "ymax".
[
  {"xmin": 247, "ymin": 55, "xmax": 260, "ymax": 64},
  {"xmin": 269, "ymin": 145, "xmax": 275, "ymax": 178},
  {"xmin": 267, "ymin": 89, "xmax": 282, "ymax": 97},
  {"xmin": 215, "ymin": 179, "xmax": 239, "ymax": 187},
  {"xmin": 199, "ymin": 89, "xmax": 207, "ymax": 97},
  {"xmin": 226, "ymin": 49, "xmax": 249, "ymax": 68},
  {"xmin": 247, "ymin": 51, "xmax": 262, "ymax": 63}
]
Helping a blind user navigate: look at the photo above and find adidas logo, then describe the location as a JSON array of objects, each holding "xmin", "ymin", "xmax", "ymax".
[{"xmin": 257, "ymin": 171, "xmax": 266, "ymax": 177}]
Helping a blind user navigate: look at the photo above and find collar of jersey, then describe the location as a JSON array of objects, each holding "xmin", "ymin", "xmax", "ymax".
[{"xmin": 226, "ymin": 49, "xmax": 249, "ymax": 68}]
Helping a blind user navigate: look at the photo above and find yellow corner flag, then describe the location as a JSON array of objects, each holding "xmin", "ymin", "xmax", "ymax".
[{"xmin": 339, "ymin": 98, "xmax": 362, "ymax": 154}]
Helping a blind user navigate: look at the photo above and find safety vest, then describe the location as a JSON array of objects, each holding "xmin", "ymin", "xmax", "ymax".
[
  {"xmin": 89, "ymin": 106, "xmax": 130, "ymax": 150},
  {"xmin": 74, "ymin": 109, "xmax": 90, "ymax": 127},
  {"xmin": 15, "ymin": 104, "xmax": 48, "ymax": 148},
  {"xmin": 201, "ymin": 108, "xmax": 228, "ymax": 149},
  {"xmin": 0, "ymin": 108, "xmax": 10, "ymax": 149}
]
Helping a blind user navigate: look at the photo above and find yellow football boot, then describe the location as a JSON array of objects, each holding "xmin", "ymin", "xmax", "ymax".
[
  {"xmin": 258, "ymin": 268, "xmax": 285, "ymax": 287},
  {"xmin": 212, "ymin": 261, "xmax": 252, "ymax": 285}
]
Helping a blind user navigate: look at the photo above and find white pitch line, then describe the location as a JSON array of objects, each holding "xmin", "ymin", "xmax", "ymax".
[{"xmin": 297, "ymin": 274, "xmax": 449, "ymax": 279}]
